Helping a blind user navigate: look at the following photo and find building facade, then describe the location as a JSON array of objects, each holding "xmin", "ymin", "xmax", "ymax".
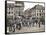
[
  {"xmin": 29, "ymin": 4, "xmax": 45, "ymax": 21},
  {"xmin": 35, "ymin": 4, "xmax": 45, "ymax": 20},
  {"xmin": 7, "ymin": 1, "xmax": 24, "ymax": 20},
  {"xmin": 24, "ymin": 4, "xmax": 45, "ymax": 24},
  {"xmin": 14, "ymin": 1, "xmax": 24, "ymax": 16},
  {"xmin": 7, "ymin": 3, "xmax": 15, "ymax": 21}
]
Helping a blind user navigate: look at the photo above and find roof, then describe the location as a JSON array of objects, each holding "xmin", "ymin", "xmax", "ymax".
[
  {"xmin": 33, "ymin": 4, "xmax": 45, "ymax": 10},
  {"xmin": 28, "ymin": 4, "xmax": 45, "ymax": 12}
]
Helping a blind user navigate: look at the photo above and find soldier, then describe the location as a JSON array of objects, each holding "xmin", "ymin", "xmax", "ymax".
[
  {"xmin": 38, "ymin": 22, "xmax": 40, "ymax": 28},
  {"xmin": 9, "ymin": 24, "xmax": 12, "ymax": 32},
  {"xmin": 16, "ymin": 23, "xmax": 21, "ymax": 30},
  {"xmin": 12, "ymin": 24, "xmax": 15, "ymax": 32},
  {"xmin": 29, "ymin": 21, "xmax": 31, "ymax": 27}
]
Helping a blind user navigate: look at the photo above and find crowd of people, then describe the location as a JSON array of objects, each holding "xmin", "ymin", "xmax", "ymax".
[{"xmin": 7, "ymin": 16, "xmax": 44, "ymax": 32}]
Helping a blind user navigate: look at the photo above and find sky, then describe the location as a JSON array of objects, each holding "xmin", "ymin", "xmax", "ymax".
[
  {"xmin": 24, "ymin": 2, "xmax": 44, "ymax": 11},
  {"xmin": 7, "ymin": 1, "xmax": 44, "ymax": 11}
]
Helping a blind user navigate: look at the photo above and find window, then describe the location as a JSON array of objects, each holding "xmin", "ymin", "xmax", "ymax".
[
  {"xmin": 37, "ymin": 13, "xmax": 38, "ymax": 16},
  {"xmin": 40, "ymin": 14, "xmax": 41, "ymax": 16},
  {"xmin": 40, "ymin": 10, "xmax": 41, "ymax": 12},
  {"xmin": 9, "ymin": 8, "xmax": 10, "ymax": 10},
  {"xmin": 9, "ymin": 12, "xmax": 10, "ymax": 14}
]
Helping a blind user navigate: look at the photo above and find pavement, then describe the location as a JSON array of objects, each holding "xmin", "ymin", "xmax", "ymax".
[
  {"xmin": 15, "ymin": 24, "xmax": 45, "ymax": 33},
  {"xmin": 7, "ymin": 23, "xmax": 45, "ymax": 34}
]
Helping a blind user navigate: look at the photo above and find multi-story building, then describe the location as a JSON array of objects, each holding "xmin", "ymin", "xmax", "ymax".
[
  {"xmin": 7, "ymin": 3, "xmax": 15, "ymax": 21},
  {"xmin": 35, "ymin": 4, "xmax": 45, "ymax": 20},
  {"xmin": 24, "ymin": 7, "xmax": 36, "ymax": 21},
  {"xmin": 24, "ymin": 8, "xmax": 32, "ymax": 17},
  {"xmin": 14, "ymin": 1, "xmax": 24, "ymax": 17},
  {"xmin": 29, "ymin": 7, "xmax": 36, "ymax": 20},
  {"xmin": 24, "ymin": 4, "xmax": 45, "ymax": 22},
  {"xmin": 7, "ymin": 1, "xmax": 24, "ymax": 31},
  {"xmin": 7, "ymin": 1, "xmax": 24, "ymax": 20}
]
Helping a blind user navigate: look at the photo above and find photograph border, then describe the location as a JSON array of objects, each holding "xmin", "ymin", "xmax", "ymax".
[{"xmin": 5, "ymin": 1, "xmax": 45, "ymax": 34}]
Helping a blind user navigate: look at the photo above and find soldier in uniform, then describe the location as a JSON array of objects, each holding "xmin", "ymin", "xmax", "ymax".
[{"xmin": 16, "ymin": 23, "xmax": 21, "ymax": 30}]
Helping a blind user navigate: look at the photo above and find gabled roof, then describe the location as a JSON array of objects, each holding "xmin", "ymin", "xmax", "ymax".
[
  {"xmin": 24, "ymin": 4, "xmax": 45, "ymax": 14},
  {"xmin": 30, "ymin": 4, "xmax": 45, "ymax": 10}
]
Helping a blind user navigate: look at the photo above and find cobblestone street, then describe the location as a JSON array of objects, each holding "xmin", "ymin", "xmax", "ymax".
[
  {"xmin": 7, "ymin": 23, "xmax": 45, "ymax": 34},
  {"xmin": 15, "ymin": 23, "xmax": 45, "ymax": 33}
]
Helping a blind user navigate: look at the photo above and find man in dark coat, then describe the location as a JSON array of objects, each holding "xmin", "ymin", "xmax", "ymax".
[{"xmin": 16, "ymin": 23, "xmax": 21, "ymax": 30}]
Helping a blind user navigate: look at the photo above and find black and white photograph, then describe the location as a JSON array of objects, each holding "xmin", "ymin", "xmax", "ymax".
[{"xmin": 5, "ymin": 0, "xmax": 45, "ymax": 34}]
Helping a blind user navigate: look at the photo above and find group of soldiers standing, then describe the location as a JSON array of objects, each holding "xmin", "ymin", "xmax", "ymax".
[{"xmin": 8, "ymin": 16, "xmax": 43, "ymax": 32}]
